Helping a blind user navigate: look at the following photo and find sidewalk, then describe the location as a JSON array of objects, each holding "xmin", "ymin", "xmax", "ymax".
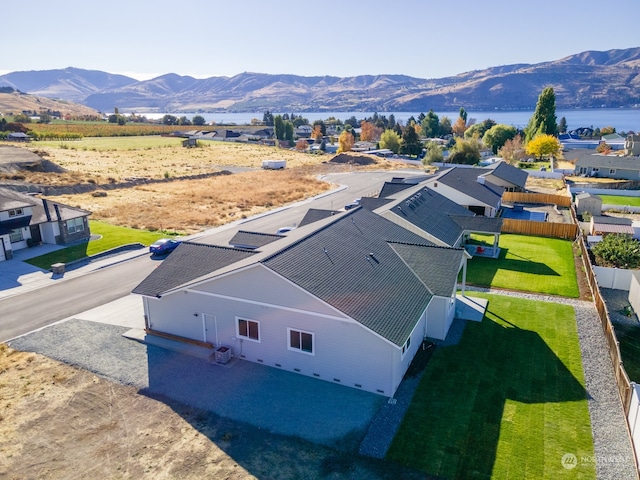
[{"xmin": 0, "ymin": 243, "xmax": 148, "ymax": 300}]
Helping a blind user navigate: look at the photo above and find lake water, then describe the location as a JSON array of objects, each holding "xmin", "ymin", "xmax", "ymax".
[{"xmin": 138, "ymin": 108, "xmax": 639, "ymax": 133}]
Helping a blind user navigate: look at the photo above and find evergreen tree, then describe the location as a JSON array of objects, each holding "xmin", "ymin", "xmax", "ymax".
[
  {"xmin": 421, "ymin": 110, "xmax": 440, "ymax": 138},
  {"xmin": 459, "ymin": 107, "xmax": 468, "ymax": 123},
  {"xmin": 525, "ymin": 87, "xmax": 558, "ymax": 142},
  {"xmin": 558, "ymin": 116, "xmax": 567, "ymax": 134},
  {"xmin": 263, "ymin": 110, "xmax": 274, "ymax": 126},
  {"xmin": 274, "ymin": 115, "xmax": 285, "ymax": 140},
  {"xmin": 400, "ymin": 123, "xmax": 422, "ymax": 156},
  {"xmin": 284, "ymin": 121, "xmax": 294, "ymax": 143}
]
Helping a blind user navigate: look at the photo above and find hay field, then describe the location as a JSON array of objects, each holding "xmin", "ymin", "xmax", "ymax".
[
  {"xmin": 29, "ymin": 137, "xmax": 327, "ymax": 182},
  {"xmin": 0, "ymin": 139, "xmax": 408, "ymax": 234}
]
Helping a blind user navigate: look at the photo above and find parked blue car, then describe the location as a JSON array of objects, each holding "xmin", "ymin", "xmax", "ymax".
[{"xmin": 149, "ymin": 238, "xmax": 182, "ymax": 255}]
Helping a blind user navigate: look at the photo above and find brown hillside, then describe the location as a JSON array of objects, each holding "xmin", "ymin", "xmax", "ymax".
[{"xmin": 0, "ymin": 92, "xmax": 100, "ymax": 117}]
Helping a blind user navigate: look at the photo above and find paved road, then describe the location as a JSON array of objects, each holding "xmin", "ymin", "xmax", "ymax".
[
  {"xmin": 0, "ymin": 170, "xmax": 421, "ymax": 342},
  {"xmin": 0, "ymin": 255, "xmax": 156, "ymax": 342}
]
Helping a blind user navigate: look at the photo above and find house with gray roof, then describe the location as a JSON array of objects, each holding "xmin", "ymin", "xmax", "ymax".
[
  {"xmin": 483, "ymin": 161, "xmax": 528, "ymax": 192},
  {"xmin": 574, "ymin": 151, "xmax": 640, "ymax": 180},
  {"xmin": 364, "ymin": 177, "xmax": 503, "ymax": 258},
  {"xmin": 0, "ymin": 188, "xmax": 91, "ymax": 261},
  {"xmin": 425, "ymin": 166, "xmax": 505, "ymax": 217},
  {"xmin": 133, "ymin": 208, "xmax": 474, "ymax": 397}
]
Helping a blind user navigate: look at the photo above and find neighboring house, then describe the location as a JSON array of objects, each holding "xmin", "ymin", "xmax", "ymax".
[
  {"xmin": 590, "ymin": 215, "xmax": 634, "ymax": 236},
  {"xmin": 295, "ymin": 125, "xmax": 313, "ymax": 137},
  {"xmin": 574, "ymin": 154, "xmax": 640, "ymax": 180},
  {"xmin": 575, "ymin": 192, "xmax": 602, "ymax": 217},
  {"xmin": 482, "ymin": 161, "xmax": 528, "ymax": 192},
  {"xmin": 601, "ymin": 133, "xmax": 626, "ymax": 150},
  {"xmin": 0, "ymin": 188, "xmax": 91, "ymax": 261},
  {"xmin": 424, "ymin": 166, "xmax": 505, "ymax": 217},
  {"xmin": 625, "ymin": 134, "xmax": 640, "ymax": 157},
  {"xmin": 133, "ymin": 208, "xmax": 470, "ymax": 397},
  {"xmin": 366, "ymin": 181, "xmax": 503, "ymax": 257}
]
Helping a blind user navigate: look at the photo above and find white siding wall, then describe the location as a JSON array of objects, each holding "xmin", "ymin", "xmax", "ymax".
[
  {"xmin": 192, "ymin": 265, "xmax": 341, "ymax": 317},
  {"xmin": 144, "ymin": 267, "xmax": 406, "ymax": 396},
  {"xmin": 10, "ymin": 226, "xmax": 29, "ymax": 251},
  {"xmin": 40, "ymin": 222, "xmax": 60, "ymax": 244},
  {"xmin": 426, "ymin": 295, "xmax": 455, "ymax": 340}
]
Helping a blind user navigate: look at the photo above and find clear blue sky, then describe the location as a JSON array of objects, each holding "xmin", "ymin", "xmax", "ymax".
[{"xmin": 4, "ymin": 0, "xmax": 638, "ymax": 81}]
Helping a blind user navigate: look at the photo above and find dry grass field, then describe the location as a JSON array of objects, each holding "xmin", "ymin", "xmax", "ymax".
[{"xmin": 1, "ymin": 139, "xmax": 408, "ymax": 234}]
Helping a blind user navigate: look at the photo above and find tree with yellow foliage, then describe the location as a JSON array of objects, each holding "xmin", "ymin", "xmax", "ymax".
[
  {"xmin": 338, "ymin": 129, "xmax": 355, "ymax": 153},
  {"xmin": 525, "ymin": 134, "xmax": 562, "ymax": 160}
]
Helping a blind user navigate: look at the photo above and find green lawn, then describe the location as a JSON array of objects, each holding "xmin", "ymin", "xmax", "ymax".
[
  {"xmin": 387, "ymin": 293, "xmax": 595, "ymax": 479},
  {"xmin": 25, "ymin": 221, "xmax": 170, "ymax": 269},
  {"xmin": 598, "ymin": 195, "xmax": 640, "ymax": 207},
  {"xmin": 466, "ymin": 234, "xmax": 579, "ymax": 298}
]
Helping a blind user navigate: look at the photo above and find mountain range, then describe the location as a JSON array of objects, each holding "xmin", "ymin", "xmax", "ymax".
[{"xmin": 1, "ymin": 48, "xmax": 639, "ymax": 113}]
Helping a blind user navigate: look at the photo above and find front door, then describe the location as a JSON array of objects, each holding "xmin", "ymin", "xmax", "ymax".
[{"xmin": 29, "ymin": 225, "xmax": 42, "ymax": 245}]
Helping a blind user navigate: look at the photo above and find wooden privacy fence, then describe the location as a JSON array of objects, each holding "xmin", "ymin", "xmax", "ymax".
[
  {"xmin": 503, "ymin": 192, "xmax": 572, "ymax": 207},
  {"xmin": 578, "ymin": 236, "xmax": 634, "ymax": 414},
  {"xmin": 501, "ymin": 218, "xmax": 579, "ymax": 239}
]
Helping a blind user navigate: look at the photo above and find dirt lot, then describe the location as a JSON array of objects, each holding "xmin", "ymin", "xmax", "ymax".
[
  {"xmin": 0, "ymin": 142, "xmax": 413, "ymax": 234},
  {"xmin": 0, "ymin": 345, "xmax": 425, "ymax": 480}
]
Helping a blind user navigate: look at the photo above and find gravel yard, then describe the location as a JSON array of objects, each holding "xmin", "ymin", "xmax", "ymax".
[{"xmin": 8, "ymin": 318, "xmax": 385, "ymax": 450}]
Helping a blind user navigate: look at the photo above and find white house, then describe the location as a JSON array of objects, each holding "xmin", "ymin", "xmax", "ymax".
[
  {"xmin": 133, "ymin": 208, "xmax": 469, "ymax": 397},
  {"xmin": 0, "ymin": 188, "xmax": 91, "ymax": 261}
]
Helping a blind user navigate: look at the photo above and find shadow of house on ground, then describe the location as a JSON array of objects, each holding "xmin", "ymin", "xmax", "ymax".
[
  {"xmin": 387, "ymin": 300, "xmax": 593, "ymax": 479},
  {"xmin": 141, "ymin": 346, "xmax": 437, "ymax": 479},
  {"xmin": 140, "ymin": 390, "xmax": 433, "ymax": 479},
  {"xmin": 141, "ymin": 346, "xmax": 385, "ymax": 451},
  {"xmin": 466, "ymin": 247, "xmax": 561, "ymax": 287}
]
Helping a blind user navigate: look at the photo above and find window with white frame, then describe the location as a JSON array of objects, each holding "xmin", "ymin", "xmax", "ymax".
[
  {"xmin": 237, "ymin": 318, "xmax": 260, "ymax": 341},
  {"xmin": 66, "ymin": 217, "xmax": 84, "ymax": 234},
  {"xmin": 8, "ymin": 208, "xmax": 23, "ymax": 217},
  {"xmin": 402, "ymin": 336, "xmax": 411, "ymax": 356},
  {"xmin": 288, "ymin": 328, "xmax": 314, "ymax": 354},
  {"xmin": 9, "ymin": 228, "xmax": 23, "ymax": 243}
]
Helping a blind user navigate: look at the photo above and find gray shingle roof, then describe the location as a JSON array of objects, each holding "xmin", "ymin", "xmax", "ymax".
[
  {"xmin": 378, "ymin": 181, "xmax": 413, "ymax": 198},
  {"xmin": 228, "ymin": 230, "xmax": 283, "ymax": 249},
  {"xmin": 298, "ymin": 208, "xmax": 338, "ymax": 227},
  {"xmin": 389, "ymin": 242, "xmax": 463, "ymax": 297},
  {"xmin": 0, "ymin": 188, "xmax": 37, "ymax": 211},
  {"xmin": 133, "ymin": 208, "xmax": 465, "ymax": 347},
  {"xmin": 486, "ymin": 161, "xmax": 528, "ymax": 188},
  {"xmin": 575, "ymin": 154, "xmax": 640, "ymax": 170},
  {"xmin": 389, "ymin": 187, "xmax": 474, "ymax": 246},
  {"xmin": 436, "ymin": 167, "xmax": 504, "ymax": 207},
  {"xmin": 262, "ymin": 209, "xmax": 446, "ymax": 346},
  {"xmin": 132, "ymin": 242, "xmax": 256, "ymax": 297},
  {"xmin": 0, "ymin": 188, "xmax": 89, "ymax": 224}
]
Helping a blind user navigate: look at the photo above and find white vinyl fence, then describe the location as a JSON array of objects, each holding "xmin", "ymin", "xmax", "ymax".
[{"xmin": 628, "ymin": 385, "xmax": 640, "ymax": 466}]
